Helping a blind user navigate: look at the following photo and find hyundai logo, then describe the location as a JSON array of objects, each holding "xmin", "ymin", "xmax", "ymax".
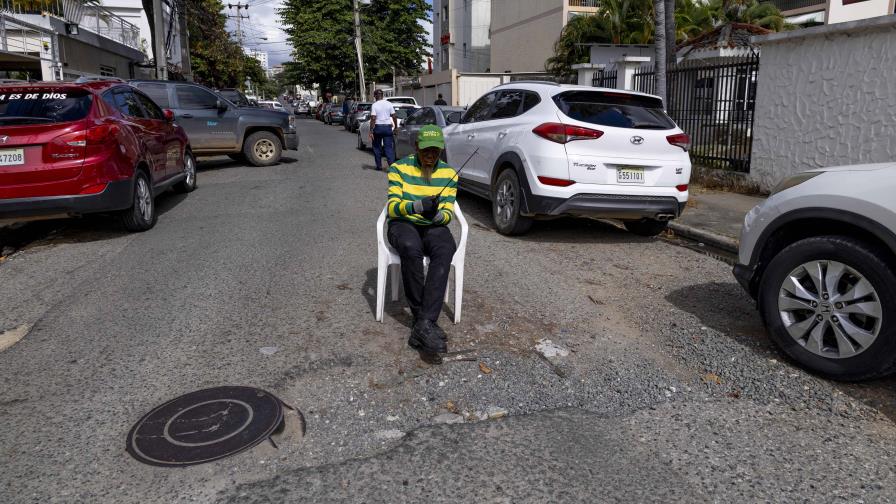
[
  {"xmin": 0, "ymin": 136, "xmax": 8, "ymax": 144},
  {"xmin": 630, "ymin": 136, "xmax": 644, "ymax": 145}
]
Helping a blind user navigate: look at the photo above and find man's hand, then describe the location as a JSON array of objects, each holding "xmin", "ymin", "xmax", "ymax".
[{"xmin": 413, "ymin": 197, "xmax": 439, "ymax": 220}]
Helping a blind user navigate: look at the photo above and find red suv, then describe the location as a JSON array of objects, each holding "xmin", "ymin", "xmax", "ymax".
[{"xmin": 0, "ymin": 79, "xmax": 195, "ymax": 231}]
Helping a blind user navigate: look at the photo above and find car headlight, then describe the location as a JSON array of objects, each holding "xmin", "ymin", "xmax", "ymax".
[{"xmin": 771, "ymin": 171, "xmax": 822, "ymax": 195}]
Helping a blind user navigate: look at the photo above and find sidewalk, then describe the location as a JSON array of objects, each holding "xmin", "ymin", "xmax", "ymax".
[{"xmin": 669, "ymin": 188, "xmax": 766, "ymax": 253}]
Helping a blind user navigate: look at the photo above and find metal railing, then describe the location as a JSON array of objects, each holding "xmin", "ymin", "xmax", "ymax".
[
  {"xmin": 632, "ymin": 55, "xmax": 761, "ymax": 173},
  {"xmin": 0, "ymin": 0, "xmax": 140, "ymax": 49},
  {"xmin": 591, "ymin": 68, "xmax": 617, "ymax": 88},
  {"xmin": 569, "ymin": 0, "xmax": 601, "ymax": 7}
]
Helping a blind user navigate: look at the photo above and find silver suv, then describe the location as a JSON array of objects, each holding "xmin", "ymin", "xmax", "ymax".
[{"xmin": 734, "ymin": 163, "xmax": 896, "ymax": 380}]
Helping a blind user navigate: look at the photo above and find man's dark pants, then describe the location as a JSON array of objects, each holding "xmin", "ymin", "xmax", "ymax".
[
  {"xmin": 387, "ymin": 220, "xmax": 456, "ymax": 323},
  {"xmin": 372, "ymin": 124, "xmax": 396, "ymax": 170}
]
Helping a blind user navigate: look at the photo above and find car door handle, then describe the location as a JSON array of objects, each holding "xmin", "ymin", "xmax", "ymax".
[
  {"xmin": 498, "ymin": 131, "xmax": 508, "ymax": 138},
  {"xmin": 467, "ymin": 134, "xmax": 476, "ymax": 140},
  {"xmin": 181, "ymin": 113, "xmax": 194, "ymax": 119}
]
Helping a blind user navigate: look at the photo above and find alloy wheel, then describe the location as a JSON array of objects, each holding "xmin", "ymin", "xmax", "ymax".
[
  {"xmin": 254, "ymin": 139, "xmax": 276, "ymax": 160},
  {"xmin": 495, "ymin": 179, "xmax": 515, "ymax": 224},
  {"xmin": 136, "ymin": 177, "xmax": 153, "ymax": 222},
  {"xmin": 778, "ymin": 260, "xmax": 883, "ymax": 359},
  {"xmin": 184, "ymin": 154, "xmax": 196, "ymax": 187}
]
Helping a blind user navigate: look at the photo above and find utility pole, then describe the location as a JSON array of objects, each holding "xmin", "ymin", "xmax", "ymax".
[
  {"xmin": 152, "ymin": 0, "xmax": 167, "ymax": 79},
  {"xmin": 353, "ymin": 0, "xmax": 366, "ymax": 101},
  {"xmin": 228, "ymin": 2, "xmax": 250, "ymax": 85}
]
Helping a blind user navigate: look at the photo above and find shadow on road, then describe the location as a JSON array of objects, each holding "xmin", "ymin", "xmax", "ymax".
[
  {"xmin": 196, "ymin": 156, "xmax": 298, "ymax": 172},
  {"xmin": 668, "ymin": 281, "xmax": 896, "ymax": 422}
]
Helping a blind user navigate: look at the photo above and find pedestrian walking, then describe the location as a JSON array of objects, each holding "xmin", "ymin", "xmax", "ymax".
[
  {"xmin": 386, "ymin": 125, "xmax": 457, "ymax": 355},
  {"xmin": 369, "ymin": 89, "xmax": 397, "ymax": 170},
  {"xmin": 434, "ymin": 94, "xmax": 447, "ymax": 106}
]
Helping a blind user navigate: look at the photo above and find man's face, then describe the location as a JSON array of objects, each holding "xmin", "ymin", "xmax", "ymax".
[{"xmin": 416, "ymin": 146, "xmax": 441, "ymax": 169}]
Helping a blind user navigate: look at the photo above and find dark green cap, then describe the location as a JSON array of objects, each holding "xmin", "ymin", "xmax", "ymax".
[{"xmin": 417, "ymin": 124, "xmax": 445, "ymax": 150}]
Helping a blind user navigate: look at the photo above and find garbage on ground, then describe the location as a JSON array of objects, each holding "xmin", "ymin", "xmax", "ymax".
[{"xmin": 535, "ymin": 338, "xmax": 569, "ymax": 358}]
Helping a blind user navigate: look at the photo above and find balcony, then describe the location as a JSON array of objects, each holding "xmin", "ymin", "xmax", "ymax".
[
  {"xmin": 769, "ymin": 0, "xmax": 825, "ymax": 12},
  {"xmin": 569, "ymin": 0, "xmax": 600, "ymax": 7},
  {"xmin": 1, "ymin": 0, "xmax": 140, "ymax": 49}
]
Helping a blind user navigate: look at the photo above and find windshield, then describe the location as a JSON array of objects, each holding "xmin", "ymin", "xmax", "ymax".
[
  {"xmin": 553, "ymin": 91, "xmax": 675, "ymax": 130},
  {"xmin": 356, "ymin": 103, "xmax": 371, "ymax": 111},
  {"xmin": 389, "ymin": 98, "xmax": 416, "ymax": 105},
  {"xmin": 0, "ymin": 88, "xmax": 92, "ymax": 125},
  {"xmin": 395, "ymin": 109, "xmax": 412, "ymax": 120}
]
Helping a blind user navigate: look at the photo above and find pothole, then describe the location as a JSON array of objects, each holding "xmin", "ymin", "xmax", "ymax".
[
  {"xmin": 0, "ymin": 324, "xmax": 31, "ymax": 352},
  {"xmin": 126, "ymin": 386, "xmax": 303, "ymax": 467}
]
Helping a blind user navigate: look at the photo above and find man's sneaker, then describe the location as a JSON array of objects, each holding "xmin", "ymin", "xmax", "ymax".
[{"xmin": 408, "ymin": 320, "xmax": 447, "ymax": 354}]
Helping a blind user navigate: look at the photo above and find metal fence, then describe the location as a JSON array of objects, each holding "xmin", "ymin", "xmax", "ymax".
[
  {"xmin": 591, "ymin": 68, "xmax": 617, "ymax": 88},
  {"xmin": 632, "ymin": 55, "xmax": 760, "ymax": 173},
  {"xmin": 1, "ymin": 0, "xmax": 140, "ymax": 49}
]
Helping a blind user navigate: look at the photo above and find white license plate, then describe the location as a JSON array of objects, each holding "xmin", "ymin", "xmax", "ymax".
[
  {"xmin": 616, "ymin": 166, "xmax": 645, "ymax": 184},
  {"xmin": 0, "ymin": 149, "xmax": 24, "ymax": 166}
]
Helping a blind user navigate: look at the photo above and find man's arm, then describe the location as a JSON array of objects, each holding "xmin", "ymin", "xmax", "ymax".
[
  {"xmin": 391, "ymin": 113, "xmax": 398, "ymax": 131},
  {"xmin": 369, "ymin": 112, "xmax": 376, "ymax": 138},
  {"xmin": 432, "ymin": 166, "xmax": 458, "ymax": 224}
]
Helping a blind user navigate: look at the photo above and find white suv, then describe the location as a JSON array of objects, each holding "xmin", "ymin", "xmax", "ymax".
[
  {"xmin": 443, "ymin": 82, "xmax": 692, "ymax": 235},
  {"xmin": 734, "ymin": 163, "xmax": 896, "ymax": 380}
]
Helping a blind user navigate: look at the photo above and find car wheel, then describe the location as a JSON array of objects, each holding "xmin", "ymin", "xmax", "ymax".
[
  {"xmin": 243, "ymin": 131, "xmax": 282, "ymax": 166},
  {"xmin": 492, "ymin": 169, "xmax": 533, "ymax": 236},
  {"xmin": 173, "ymin": 150, "xmax": 197, "ymax": 193},
  {"xmin": 120, "ymin": 170, "xmax": 156, "ymax": 232},
  {"xmin": 759, "ymin": 235, "xmax": 896, "ymax": 381},
  {"xmin": 624, "ymin": 218, "xmax": 669, "ymax": 237}
]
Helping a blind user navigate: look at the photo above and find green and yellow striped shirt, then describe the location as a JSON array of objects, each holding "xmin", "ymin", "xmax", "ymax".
[{"xmin": 387, "ymin": 155, "xmax": 457, "ymax": 226}]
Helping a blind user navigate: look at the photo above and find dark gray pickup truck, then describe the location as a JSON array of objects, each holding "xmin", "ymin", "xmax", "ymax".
[{"xmin": 130, "ymin": 80, "xmax": 298, "ymax": 166}]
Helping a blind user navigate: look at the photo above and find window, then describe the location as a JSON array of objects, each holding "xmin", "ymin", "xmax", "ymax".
[
  {"xmin": 104, "ymin": 90, "xmax": 146, "ymax": 118},
  {"xmin": 99, "ymin": 65, "xmax": 116, "ymax": 77},
  {"xmin": 491, "ymin": 90, "xmax": 524, "ymax": 119},
  {"xmin": 0, "ymin": 88, "xmax": 92, "ymax": 124},
  {"xmin": 552, "ymin": 90, "xmax": 675, "ymax": 130},
  {"xmin": 419, "ymin": 107, "xmax": 437, "ymax": 125},
  {"xmin": 135, "ymin": 83, "xmax": 170, "ymax": 108},
  {"xmin": 522, "ymin": 92, "xmax": 541, "ymax": 114},
  {"xmin": 403, "ymin": 108, "xmax": 423, "ymax": 126},
  {"xmin": 463, "ymin": 43, "xmax": 467, "ymax": 58},
  {"xmin": 134, "ymin": 91, "xmax": 164, "ymax": 120},
  {"xmin": 176, "ymin": 85, "xmax": 218, "ymax": 109},
  {"xmin": 462, "ymin": 92, "xmax": 496, "ymax": 123}
]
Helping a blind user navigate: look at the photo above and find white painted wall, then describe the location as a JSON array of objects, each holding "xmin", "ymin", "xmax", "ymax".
[
  {"xmin": 750, "ymin": 17, "xmax": 896, "ymax": 191},
  {"xmin": 827, "ymin": 0, "xmax": 894, "ymax": 24}
]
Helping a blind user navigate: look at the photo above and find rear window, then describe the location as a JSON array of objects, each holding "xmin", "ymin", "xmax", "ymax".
[
  {"xmin": 0, "ymin": 88, "xmax": 92, "ymax": 125},
  {"xmin": 553, "ymin": 91, "xmax": 675, "ymax": 130},
  {"xmin": 388, "ymin": 98, "xmax": 416, "ymax": 105}
]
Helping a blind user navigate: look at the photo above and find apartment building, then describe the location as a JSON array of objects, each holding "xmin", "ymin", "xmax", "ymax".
[
  {"xmin": 432, "ymin": 0, "xmax": 491, "ymax": 73},
  {"xmin": 489, "ymin": 0, "xmax": 599, "ymax": 73},
  {"xmin": 771, "ymin": 0, "xmax": 895, "ymax": 25}
]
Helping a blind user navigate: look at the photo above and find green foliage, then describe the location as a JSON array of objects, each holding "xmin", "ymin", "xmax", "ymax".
[
  {"xmin": 186, "ymin": 0, "xmax": 269, "ymax": 89},
  {"xmin": 547, "ymin": 0, "xmax": 788, "ymax": 76},
  {"xmin": 278, "ymin": 0, "xmax": 430, "ymax": 95}
]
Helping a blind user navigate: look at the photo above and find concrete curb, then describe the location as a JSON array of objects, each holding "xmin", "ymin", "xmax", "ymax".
[{"xmin": 668, "ymin": 222, "xmax": 739, "ymax": 254}]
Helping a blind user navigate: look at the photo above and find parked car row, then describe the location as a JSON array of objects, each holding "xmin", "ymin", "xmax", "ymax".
[{"xmin": 0, "ymin": 78, "xmax": 297, "ymax": 232}]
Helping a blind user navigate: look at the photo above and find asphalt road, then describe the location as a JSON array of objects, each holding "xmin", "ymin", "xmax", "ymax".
[{"xmin": 1, "ymin": 118, "xmax": 895, "ymax": 503}]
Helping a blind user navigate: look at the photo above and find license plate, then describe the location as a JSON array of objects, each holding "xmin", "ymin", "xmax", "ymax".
[
  {"xmin": 616, "ymin": 166, "xmax": 644, "ymax": 184},
  {"xmin": 0, "ymin": 149, "xmax": 24, "ymax": 166}
]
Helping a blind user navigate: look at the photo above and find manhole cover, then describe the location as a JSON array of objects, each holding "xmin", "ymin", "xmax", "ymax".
[{"xmin": 126, "ymin": 386, "xmax": 284, "ymax": 467}]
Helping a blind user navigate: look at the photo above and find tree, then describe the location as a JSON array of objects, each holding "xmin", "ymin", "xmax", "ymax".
[
  {"xmin": 185, "ymin": 0, "xmax": 263, "ymax": 88},
  {"xmin": 654, "ymin": 0, "xmax": 666, "ymax": 102},
  {"xmin": 279, "ymin": 0, "xmax": 430, "ymax": 95}
]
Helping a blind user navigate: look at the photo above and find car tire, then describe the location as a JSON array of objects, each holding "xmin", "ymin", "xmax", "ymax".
[
  {"xmin": 173, "ymin": 151, "xmax": 197, "ymax": 193},
  {"xmin": 492, "ymin": 169, "xmax": 533, "ymax": 236},
  {"xmin": 357, "ymin": 132, "xmax": 366, "ymax": 150},
  {"xmin": 624, "ymin": 218, "xmax": 669, "ymax": 237},
  {"xmin": 120, "ymin": 170, "xmax": 156, "ymax": 232},
  {"xmin": 243, "ymin": 131, "xmax": 282, "ymax": 167},
  {"xmin": 758, "ymin": 235, "xmax": 896, "ymax": 381}
]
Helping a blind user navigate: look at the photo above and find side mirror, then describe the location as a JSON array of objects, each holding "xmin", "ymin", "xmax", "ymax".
[
  {"xmin": 216, "ymin": 99, "xmax": 227, "ymax": 112},
  {"xmin": 163, "ymin": 109, "xmax": 175, "ymax": 122},
  {"xmin": 446, "ymin": 111, "xmax": 461, "ymax": 124}
]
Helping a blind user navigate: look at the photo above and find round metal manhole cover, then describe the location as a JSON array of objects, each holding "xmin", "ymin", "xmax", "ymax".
[{"xmin": 126, "ymin": 386, "xmax": 284, "ymax": 467}]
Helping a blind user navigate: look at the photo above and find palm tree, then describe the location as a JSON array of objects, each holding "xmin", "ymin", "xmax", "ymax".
[{"xmin": 654, "ymin": 0, "xmax": 667, "ymax": 102}]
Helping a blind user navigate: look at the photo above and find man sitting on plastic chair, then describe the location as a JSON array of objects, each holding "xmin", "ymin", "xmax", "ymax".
[{"xmin": 386, "ymin": 124, "xmax": 457, "ymax": 355}]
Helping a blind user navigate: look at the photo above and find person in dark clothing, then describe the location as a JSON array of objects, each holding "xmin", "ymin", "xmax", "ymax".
[
  {"xmin": 434, "ymin": 94, "xmax": 447, "ymax": 106},
  {"xmin": 386, "ymin": 125, "xmax": 458, "ymax": 354}
]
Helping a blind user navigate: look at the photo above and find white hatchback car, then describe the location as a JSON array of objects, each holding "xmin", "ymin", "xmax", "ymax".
[
  {"xmin": 734, "ymin": 163, "xmax": 896, "ymax": 381},
  {"xmin": 443, "ymin": 82, "xmax": 692, "ymax": 235}
]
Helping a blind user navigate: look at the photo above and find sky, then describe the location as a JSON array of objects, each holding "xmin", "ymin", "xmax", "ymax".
[{"xmin": 226, "ymin": 0, "xmax": 434, "ymax": 68}]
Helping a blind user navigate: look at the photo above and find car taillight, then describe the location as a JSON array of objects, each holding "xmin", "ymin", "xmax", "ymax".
[
  {"xmin": 667, "ymin": 133, "xmax": 690, "ymax": 151},
  {"xmin": 676, "ymin": 184, "xmax": 688, "ymax": 192},
  {"xmin": 532, "ymin": 123, "xmax": 603, "ymax": 144},
  {"xmin": 537, "ymin": 176, "xmax": 576, "ymax": 187},
  {"xmin": 47, "ymin": 124, "xmax": 119, "ymax": 161}
]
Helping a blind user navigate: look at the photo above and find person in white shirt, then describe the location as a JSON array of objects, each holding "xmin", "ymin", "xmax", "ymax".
[{"xmin": 368, "ymin": 89, "xmax": 397, "ymax": 170}]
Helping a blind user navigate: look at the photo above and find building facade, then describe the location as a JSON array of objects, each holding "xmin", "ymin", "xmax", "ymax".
[
  {"xmin": 432, "ymin": 0, "xmax": 491, "ymax": 73},
  {"xmin": 489, "ymin": 0, "xmax": 599, "ymax": 73},
  {"xmin": 245, "ymin": 47, "xmax": 269, "ymax": 71},
  {"xmin": 770, "ymin": 0, "xmax": 895, "ymax": 26}
]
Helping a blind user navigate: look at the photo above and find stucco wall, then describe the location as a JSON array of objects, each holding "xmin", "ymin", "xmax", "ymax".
[
  {"xmin": 489, "ymin": 0, "xmax": 563, "ymax": 72},
  {"xmin": 750, "ymin": 17, "xmax": 896, "ymax": 191}
]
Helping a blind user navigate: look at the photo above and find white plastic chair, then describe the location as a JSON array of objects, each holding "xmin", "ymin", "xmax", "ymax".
[{"xmin": 375, "ymin": 202, "xmax": 468, "ymax": 324}]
